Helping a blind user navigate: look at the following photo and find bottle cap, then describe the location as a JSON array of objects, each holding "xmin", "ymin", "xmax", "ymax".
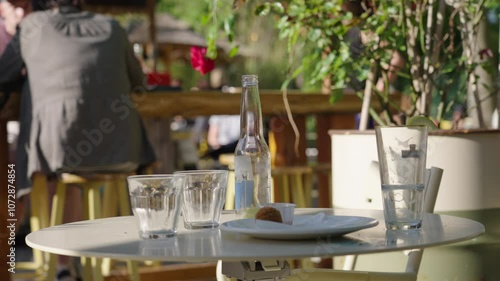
[{"xmin": 242, "ymin": 75, "xmax": 258, "ymax": 86}]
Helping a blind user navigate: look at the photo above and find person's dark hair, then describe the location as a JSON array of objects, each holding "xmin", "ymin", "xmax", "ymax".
[
  {"xmin": 31, "ymin": 0, "xmax": 51, "ymax": 11},
  {"xmin": 31, "ymin": 0, "xmax": 79, "ymax": 10},
  {"xmin": 56, "ymin": 0, "xmax": 75, "ymax": 6}
]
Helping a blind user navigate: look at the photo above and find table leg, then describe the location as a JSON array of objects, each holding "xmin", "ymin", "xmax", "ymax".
[{"xmin": 221, "ymin": 260, "xmax": 290, "ymax": 281}]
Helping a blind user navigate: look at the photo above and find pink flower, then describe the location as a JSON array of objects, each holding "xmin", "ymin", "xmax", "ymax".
[{"xmin": 190, "ymin": 46, "xmax": 215, "ymax": 75}]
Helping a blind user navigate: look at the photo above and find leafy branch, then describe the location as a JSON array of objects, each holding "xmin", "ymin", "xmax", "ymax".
[{"xmin": 204, "ymin": 0, "xmax": 497, "ymax": 128}]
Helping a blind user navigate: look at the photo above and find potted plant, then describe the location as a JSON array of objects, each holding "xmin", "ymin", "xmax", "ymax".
[
  {"xmin": 203, "ymin": 0, "xmax": 498, "ymax": 126},
  {"xmin": 204, "ymin": 1, "xmax": 500, "ymax": 279}
]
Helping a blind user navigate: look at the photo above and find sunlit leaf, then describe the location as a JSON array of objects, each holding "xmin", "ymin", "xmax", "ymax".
[
  {"xmin": 255, "ymin": 3, "xmax": 270, "ymax": 16},
  {"xmin": 270, "ymin": 2, "xmax": 284, "ymax": 14},
  {"xmin": 200, "ymin": 14, "xmax": 210, "ymax": 25},
  {"xmin": 375, "ymin": 25, "xmax": 385, "ymax": 35},
  {"xmin": 309, "ymin": 29, "xmax": 322, "ymax": 41},
  {"xmin": 291, "ymin": 65, "xmax": 304, "ymax": 79},
  {"xmin": 228, "ymin": 46, "xmax": 239, "ymax": 58},
  {"xmin": 442, "ymin": 62, "xmax": 455, "ymax": 74},
  {"xmin": 330, "ymin": 89, "xmax": 344, "ymax": 103}
]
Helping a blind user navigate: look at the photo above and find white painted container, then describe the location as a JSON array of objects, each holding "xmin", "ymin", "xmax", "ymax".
[
  {"xmin": 330, "ymin": 129, "xmax": 500, "ymax": 280},
  {"xmin": 329, "ymin": 129, "xmax": 500, "ymax": 212}
]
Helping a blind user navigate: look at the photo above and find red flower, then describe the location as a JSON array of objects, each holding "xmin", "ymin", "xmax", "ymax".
[
  {"xmin": 147, "ymin": 72, "xmax": 171, "ymax": 86},
  {"xmin": 479, "ymin": 48, "xmax": 494, "ymax": 60},
  {"xmin": 190, "ymin": 46, "xmax": 215, "ymax": 75},
  {"xmin": 411, "ymin": 3, "xmax": 416, "ymax": 11}
]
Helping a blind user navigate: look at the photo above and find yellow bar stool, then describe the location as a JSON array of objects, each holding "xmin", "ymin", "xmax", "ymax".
[
  {"xmin": 219, "ymin": 154, "xmax": 315, "ymax": 209},
  {"xmin": 271, "ymin": 166, "xmax": 314, "ymax": 208},
  {"xmin": 15, "ymin": 173, "xmax": 52, "ymax": 281},
  {"xmin": 219, "ymin": 154, "xmax": 235, "ymax": 210},
  {"xmin": 28, "ymin": 172, "xmax": 140, "ymax": 281}
]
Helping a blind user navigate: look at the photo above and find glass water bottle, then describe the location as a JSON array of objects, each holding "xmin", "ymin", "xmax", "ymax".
[{"xmin": 234, "ymin": 75, "xmax": 271, "ymax": 218}]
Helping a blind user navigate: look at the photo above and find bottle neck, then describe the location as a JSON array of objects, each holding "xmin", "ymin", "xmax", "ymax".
[{"xmin": 240, "ymin": 82, "xmax": 264, "ymax": 138}]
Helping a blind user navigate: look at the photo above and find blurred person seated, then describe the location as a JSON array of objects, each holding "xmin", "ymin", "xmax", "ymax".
[
  {"xmin": 0, "ymin": 0, "xmax": 25, "ymax": 107},
  {"xmin": 206, "ymin": 114, "xmax": 240, "ymax": 160},
  {"xmin": 0, "ymin": 0, "xmax": 156, "ymax": 279},
  {"xmin": 0, "ymin": 0, "xmax": 30, "ymax": 235},
  {"xmin": 0, "ymin": 0, "xmax": 24, "ymax": 53}
]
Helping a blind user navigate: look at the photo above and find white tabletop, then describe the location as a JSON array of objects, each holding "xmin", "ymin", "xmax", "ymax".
[{"xmin": 26, "ymin": 208, "xmax": 485, "ymax": 262}]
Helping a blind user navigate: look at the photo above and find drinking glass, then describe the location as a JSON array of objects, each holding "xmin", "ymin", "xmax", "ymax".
[
  {"xmin": 127, "ymin": 174, "xmax": 184, "ymax": 239},
  {"xmin": 375, "ymin": 126, "xmax": 428, "ymax": 230},
  {"xmin": 174, "ymin": 170, "xmax": 228, "ymax": 229}
]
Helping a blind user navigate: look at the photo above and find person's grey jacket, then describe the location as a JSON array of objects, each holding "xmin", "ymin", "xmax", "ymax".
[{"xmin": 0, "ymin": 9, "xmax": 156, "ymax": 192}]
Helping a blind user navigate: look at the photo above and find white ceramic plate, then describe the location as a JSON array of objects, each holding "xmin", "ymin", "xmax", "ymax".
[{"xmin": 220, "ymin": 214, "xmax": 379, "ymax": 240}]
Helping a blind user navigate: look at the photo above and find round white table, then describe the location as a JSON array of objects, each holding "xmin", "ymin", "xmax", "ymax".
[{"xmin": 26, "ymin": 208, "xmax": 485, "ymax": 262}]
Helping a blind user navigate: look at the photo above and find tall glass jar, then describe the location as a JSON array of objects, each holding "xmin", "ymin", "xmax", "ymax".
[{"xmin": 234, "ymin": 75, "xmax": 271, "ymax": 218}]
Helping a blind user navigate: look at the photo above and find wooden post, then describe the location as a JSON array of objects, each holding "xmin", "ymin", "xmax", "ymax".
[
  {"xmin": 269, "ymin": 115, "xmax": 307, "ymax": 202},
  {"xmin": 316, "ymin": 115, "xmax": 332, "ymax": 208},
  {"xmin": 147, "ymin": 0, "xmax": 158, "ymax": 72},
  {"xmin": 269, "ymin": 116, "xmax": 307, "ymax": 166},
  {"xmin": 316, "ymin": 113, "xmax": 357, "ymax": 208}
]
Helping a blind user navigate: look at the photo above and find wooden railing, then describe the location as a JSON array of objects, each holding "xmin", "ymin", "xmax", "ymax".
[
  {"xmin": 132, "ymin": 90, "xmax": 400, "ymax": 207},
  {"xmin": 132, "ymin": 90, "xmax": 377, "ymax": 117},
  {"xmin": 1, "ymin": 90, "xmax": 400, "ymax": 209}
]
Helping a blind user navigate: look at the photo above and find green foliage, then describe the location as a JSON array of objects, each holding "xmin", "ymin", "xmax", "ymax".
[
  {"xmin": 155, "ymin": 0, "xmax": 497, "ymax": 124},
  {"xmin": 259, "ymin": 0, "xmax": 409, "ymax": 95},
  {"xmin": 155, "ymin": 0, "xmax": 288, "ymax": 89},
  {"xmin": 244, "ymin": 0, "xmax": 495, "ymax": 124},
  {"xmin": 156, "ymin": 0, "xmax": 210, "ymax": 33},
  {"xmin": 169, "ymin": 61, "xmax": 203, "ymax": 90}
]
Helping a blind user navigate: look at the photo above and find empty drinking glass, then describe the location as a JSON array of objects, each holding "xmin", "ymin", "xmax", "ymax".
[
  {"xmin": 174, "ymin": 170, "xmax": 228, "ymax": 229},
  {"xmin": 375, "ymin": 126, "xmax": 428, "ymax": 230},
  {"xmin": 127, "ymin": 174, "xmax": 184, "ymax": 239}
]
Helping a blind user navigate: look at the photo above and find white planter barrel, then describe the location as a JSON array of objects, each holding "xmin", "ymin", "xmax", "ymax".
[
  {"xmin": 330, "ymin": 129, "xmax": 500, "ymax": 212},
  {"xmin": 329, "ymin": 129, "xmax": 500, "ymax": 280}
]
